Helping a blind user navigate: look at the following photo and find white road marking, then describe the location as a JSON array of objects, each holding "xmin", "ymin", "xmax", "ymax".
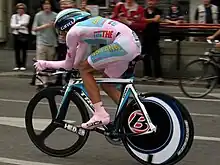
[
  {"xmin": 190, "ymin": 113, "xmax": 220, "ymax": 117},
  {"xmin": 101, "ymin": 91, "xmax": 220, "ymax": 102},
  {"xmin": 0, "ymin": 98, "xmax": 220, "ymax": 118},
  {"xmin": 0, "ymin": 98, "xmax": 29, "ymax": 104},
  {"xmin": 175, "ymin": 96, "xmax": 220, "ymax": 102},
  {"xmin": 0, "ymin": 117, "xmax": 75, "ymax": 131},
  {"xmin": 208, "ymin": 93, "xmax": 220, "ymax": 98},
  {"xmin": 194, "ymin": 136, "xmax": 220, "ymax": 142},
  {"xmin": 0, "ymin": 117, "xmax": 220, "ymax": 143},
  {"xmin": 0, "ymin": 157, "xmax": 61, "ymax": 165}
]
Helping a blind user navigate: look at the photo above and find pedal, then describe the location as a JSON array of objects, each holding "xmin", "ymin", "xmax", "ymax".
[{"xmin": 105, "ymin": 135, "xmax": 122, "ymax": 146}]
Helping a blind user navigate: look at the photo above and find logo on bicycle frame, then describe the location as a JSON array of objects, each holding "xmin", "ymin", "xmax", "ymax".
[{"xmin": 128, "ymin": 110, "xmax": 149, "ymax": 134}]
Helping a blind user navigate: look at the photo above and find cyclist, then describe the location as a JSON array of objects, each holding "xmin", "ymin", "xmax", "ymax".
[
  {"xmin": 34, "ymin": 9, "xmax": 141, "ymax": 129},
  {"xmin": 207, "ymin": 29, "xmax": 220, "ymax": 48}
]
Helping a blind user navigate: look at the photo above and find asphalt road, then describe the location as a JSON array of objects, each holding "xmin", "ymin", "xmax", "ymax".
[{"xmin": 0, "ymin": 77, "xmax": 220, "ymax": 165}]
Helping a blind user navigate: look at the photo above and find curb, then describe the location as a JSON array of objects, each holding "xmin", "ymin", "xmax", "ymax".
[{"xmin": 0, "ymin": 72, "xmax": 33, "ymax": 79}]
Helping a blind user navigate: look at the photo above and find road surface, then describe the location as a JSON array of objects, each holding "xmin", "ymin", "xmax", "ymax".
[{"xmin": 0, "ymin": 77, "xmax": 220, "ymax": 165}]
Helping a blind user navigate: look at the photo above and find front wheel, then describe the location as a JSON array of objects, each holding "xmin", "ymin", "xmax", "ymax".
[
  {"xmin": 120, "ymin": 92, "xmax": 194, "ymax": 165},
  {"xmin": 179, "ymin": 59, "xmax": 218, "ymax": 98},
  {"xmin": 25, "ymin": 87, "xmax": 90, "ymax": 157}
]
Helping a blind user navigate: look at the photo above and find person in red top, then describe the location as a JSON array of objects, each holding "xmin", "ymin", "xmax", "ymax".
[{"xmin": 111, "ymin": 0, "xmax": 145, "ymax": 33}]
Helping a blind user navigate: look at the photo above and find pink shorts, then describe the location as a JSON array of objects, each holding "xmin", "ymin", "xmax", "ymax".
[{"xmin": 87, "ymin": 31, "xmax": 141, "ymax": 78}]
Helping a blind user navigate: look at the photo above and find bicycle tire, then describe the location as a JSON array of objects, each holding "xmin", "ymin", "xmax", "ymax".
[
  {"xmin": 144, "ymin": 93, "xmax": 194, "ymax": 165},
  {"xmin": 179, "ymin": 59, "xmax": 218, "ymax": 98},
  {"xmin": 120, "ymin": 92, "xmax": 194, "ymax": 165},
  {"xmin": 25, "ymin": 87, "xmax": 90, "ymax": 157}
]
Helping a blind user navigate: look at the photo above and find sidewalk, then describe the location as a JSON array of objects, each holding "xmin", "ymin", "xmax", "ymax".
[
  {"xmin": 0, "ymin": 49, "xmax": 35, "ymax": 78},
  {"xmin": 0, "ymin": 49, "xmax": 180, "ymax": 85}
]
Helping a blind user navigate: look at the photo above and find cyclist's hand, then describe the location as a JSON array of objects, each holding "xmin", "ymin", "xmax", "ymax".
[
  {"xmin": 216, "ymin": 43, "xmax": 220, "ymax": 48},
  {"xmin": 34, "ymin": 60, "xmax": 47, "ymax": 71},
  {"xmin": 207, "ymin": 35, "xmax": 214, "ymax": 40}
]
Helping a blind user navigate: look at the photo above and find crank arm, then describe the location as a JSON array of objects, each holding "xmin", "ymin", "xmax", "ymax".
[{"xmin": 55, "ymin": 121, "xmax": 86, "ymax": 137}]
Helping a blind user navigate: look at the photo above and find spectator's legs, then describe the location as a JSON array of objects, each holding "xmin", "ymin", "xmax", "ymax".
[
  {"xmin": 13, "ymin": 35, "xmax": 21, "ymax": 70},
  {"xmin": 20, "ymin": 40, "xmax": 28, "ymax": 70},
  {"xmin": 30, "ymin": 68, "xmax": 36, "ymax": 86},
  {"xmin": 55, "ymin": 43, "xmax": 67, "ymax": 85},
  {"xmin": 142, "ymin": 40, "xmax": 163, "ymax": 82},
  {"xmin": 143, "ymin": 53, "xmax": 152, "ymax": 78},
  {"xmin": 142, "ymin": 40, "xmax": 153, "ymax": 80},
  {"xmin": 152, "ymin": 42, "xmax": 162, "ymax": 79},
  {"xmin": 47, "ymin": 46, "xmax": 56, "ymax": 61},
  {"xmin": 47, "ymin": 46, "xmax": 56, "ymax": 84},
  {"xmin": 35, "ymin": 45, "xmax": 47, "ymax": 89}
]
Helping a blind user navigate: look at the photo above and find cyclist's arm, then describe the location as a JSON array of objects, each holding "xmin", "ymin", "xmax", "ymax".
[
  {"xmin": 10, "ymin": 15, "xmax": 21, "ymax": 29},
  {"xmin": 212, "ymin": 29, "xmax": 220, "ymax": 38},
  {"xmin": 129, "ymin": 8, "xmax": 146, "ymax": 31},
  {"xmin": 73, "ymin": 42, "xmax": 89, "ymax": 68},
  {"xmin": 128, "ymin": 22, "xmax": 146, "ymax": 31},
  {"xmin": 143, "ymin": 15, "xmax": 161, "ymax": 23},
  {"xmin": 32, "ymin": 14, "xmax": 54, "ymax": 32},
  {"xmin": 44, "ymin": 31, "xmax": 78, "ymax": 70}
]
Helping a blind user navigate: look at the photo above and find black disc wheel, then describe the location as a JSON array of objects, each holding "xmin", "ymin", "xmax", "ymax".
[{"xmin": 25, "ymin": 87, "xmax": 90, "ymax": 157}]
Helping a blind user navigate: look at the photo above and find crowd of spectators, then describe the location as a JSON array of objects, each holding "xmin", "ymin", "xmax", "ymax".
[
  {"xmin": 9, "ymin": 0, "xmax": 220, "ymax": 89},
  {"xmin": 10, "ymin": 0, "xmax": 91, "ymax": 90},
  {"xmin": 108, "ymin": 0, "xmax": 220, "ymax": 82}
]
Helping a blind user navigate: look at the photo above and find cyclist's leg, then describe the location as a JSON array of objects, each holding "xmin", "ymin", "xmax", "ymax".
[
  {"xmin": 88, "ymin": 43, "xmax": 131, "ymax": 103},
  {"xmin": 100, "ymin": 73, "xmax": 123, "ymax": 105},
  {"xmin": 78, "ymin": 60, "xmax": 110, "ymax": 129},
  {"xmin": 81, "ymin": 32, "xmax": 141, "ymax": 129},
  {"xmin": 100, "ymin": 37, "xmax": 141, "ymax": 105},
  {"xmin": 80, "ymin": 43, "xmax": 129, "ymax": 129},
  {"xmin": 79, "ymin": 60, "xmax": 102, "ymax": 104}
]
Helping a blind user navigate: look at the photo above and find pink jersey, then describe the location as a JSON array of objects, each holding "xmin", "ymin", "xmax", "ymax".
[{"xmin": 44, "ymin": 16, "xmax": 141, "ymax": 77}]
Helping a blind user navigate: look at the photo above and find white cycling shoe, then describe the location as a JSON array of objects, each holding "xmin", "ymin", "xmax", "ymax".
[{"xmin": 81, "ymin": 112, "xmax": 110, "ymax": 130}]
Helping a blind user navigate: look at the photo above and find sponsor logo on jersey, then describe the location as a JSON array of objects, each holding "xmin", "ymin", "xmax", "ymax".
[
  {"xmin": 91, "ymin": 43, "xmax": 121, "ymax": 57},
  {"xmin": 94, "ymin": 31, "xmax": 113, "ymax": 38}
]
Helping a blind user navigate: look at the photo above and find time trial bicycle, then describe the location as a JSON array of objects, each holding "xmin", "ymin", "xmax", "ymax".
[{"xmin": 25, "ymin": 55, "xmax": 194, "ymax": 165}]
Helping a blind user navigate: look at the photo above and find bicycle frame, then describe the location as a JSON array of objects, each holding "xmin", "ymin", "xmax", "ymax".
[{"xmin": 55, "ymin": 77, "xmax": 156, "ymax": 135}]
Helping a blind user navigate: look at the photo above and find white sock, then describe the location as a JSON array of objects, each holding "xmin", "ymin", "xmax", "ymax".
[{"xmin": 93, "ymin": 102, "xmax": 107, "ymax": 115}]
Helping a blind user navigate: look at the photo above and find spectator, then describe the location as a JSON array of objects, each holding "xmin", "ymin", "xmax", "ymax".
[
  {"xmin": 10, "ymin": 3, "xmax": 30, "ymax": 71},
  {"xmin": 165, "ymin": 1, "xmax": 184, "ymax": 25},
  {"xmin": 164, "ymin": 1, "xmax": 185, "ymax": 41},
  {"xmin": 194, "ymin": 0, "xmax": 219, "ymax": 41},
  {"xmin": 141, "ymin": 0, "xmax": 163, "ymax": 82},
  {"xmin": 79, "ymin": 0, "xmax": 92, "ymax": 62},
  {"xmin": 55, "ymin": 0, "xmax": 76, "ymax": 86},
  {"xmin": 80, "ymin": 0, "xmax": 91, "ymax": 13},
  {"xmin": 111, "ymin": 0, "xmax": 145, "ymax": 36},
  {"xmin": 109, "ymin": 0, "xmax": 119, "ymax": 8},
  {"xmin": 60, "ymin": 0, "xmax": 76, "ymax": 10},
  {"xmin": 195, "ymin": 0, "xmax": 219, "ymax": 24},
  {"xmin": 32, "ymin": 0, "xmax": 58, "ymax": 90}
]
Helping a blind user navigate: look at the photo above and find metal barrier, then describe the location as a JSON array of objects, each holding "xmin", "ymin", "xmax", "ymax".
[{"xmin": 159, "ymin": 23, "xmax": 220, "ymax": 71}]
